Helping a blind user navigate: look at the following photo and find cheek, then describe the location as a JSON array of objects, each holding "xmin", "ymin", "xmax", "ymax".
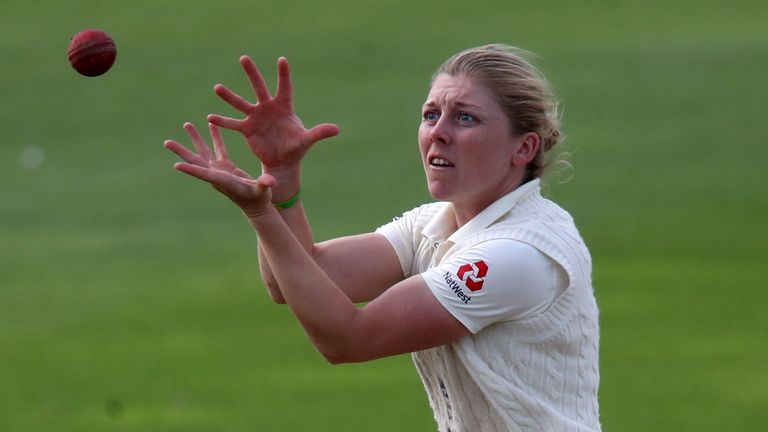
[
  {"xmin": 464, "ymin": 140, "xmax": 514, "ymax": 171},
  {"xmin": 417, "ymin": 126, "xmax": 430, "ymax": 153}
]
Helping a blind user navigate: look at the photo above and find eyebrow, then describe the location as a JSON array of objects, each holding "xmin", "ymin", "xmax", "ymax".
[{"xmin": 422, "ymin": 100, "xmax": 484, "ymax": 110}]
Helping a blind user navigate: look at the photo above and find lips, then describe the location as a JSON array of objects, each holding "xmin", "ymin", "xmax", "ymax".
[{"xmin": 429, "ymin": 156, "xmax": 454, "ymax": 167}]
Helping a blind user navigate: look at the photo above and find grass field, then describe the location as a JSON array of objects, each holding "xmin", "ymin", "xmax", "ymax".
[{"xmin": 2, "ymin": 1, "xmax": 767, "ymax": 430}]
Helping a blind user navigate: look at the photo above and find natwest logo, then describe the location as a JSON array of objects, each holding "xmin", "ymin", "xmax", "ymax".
[{"xmin": 456, "ymin": 260, "xmax": 489, "ymax": 291}]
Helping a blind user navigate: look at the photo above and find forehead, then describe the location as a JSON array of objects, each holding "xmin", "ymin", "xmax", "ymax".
[{"xmin": 424, "ymin": 74, "xmax": 496, "ymax": 107}]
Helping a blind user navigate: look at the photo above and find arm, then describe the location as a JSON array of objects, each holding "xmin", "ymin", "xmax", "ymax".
[
  {"xmin": 251, "ymin": 206, "xmax": 470, "ymax": 363},
  {"xmin": 165, "ymin": 120, "xmax": 403, "ymax": 303},
  {"xmin": 206, "ymin": 56, "xmax": 333, "ymax": 302},
  {"xmin": 205, "ymin": 56, "xmax": 401, "ymax": 302},
  {"xmin": 257, "ymin": 202, "xmax": 405, "ymax": 304},
  {"xmin": 165, "ymin": 126, "xmax": 470, "ymax": 363}
]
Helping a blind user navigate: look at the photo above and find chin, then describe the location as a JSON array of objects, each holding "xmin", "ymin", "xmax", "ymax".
[{"xmin": 426, "ymin": 184, "xmax": 454, "ymax": 202}]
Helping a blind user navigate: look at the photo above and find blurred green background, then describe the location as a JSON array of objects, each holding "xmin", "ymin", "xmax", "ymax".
[{"xmin": 2, "ymin": 0, "xmax": 766, "ymax": 430}]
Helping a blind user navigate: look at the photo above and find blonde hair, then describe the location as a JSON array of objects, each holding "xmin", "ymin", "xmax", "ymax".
[{"xmin": 434, "ymin": 44, "xmax": 564, "ymax": 180}]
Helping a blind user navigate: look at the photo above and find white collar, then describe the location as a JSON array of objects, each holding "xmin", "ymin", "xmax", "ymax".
[{"xmin": 421, "ymin": 178, "xmax": 540, "ymax": 244}]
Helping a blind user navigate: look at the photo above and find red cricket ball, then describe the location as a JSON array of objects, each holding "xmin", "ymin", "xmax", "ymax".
[{"xmin": 68, "ymin": 29, "xmax": 117, "ymax": 77}]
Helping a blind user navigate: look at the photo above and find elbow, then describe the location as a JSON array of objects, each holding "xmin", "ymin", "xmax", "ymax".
[
  {"xmin": 263, "ymin": 279, "xmax": 287, "ymax": 304},
  {"xmin": 322, "ymin": 353, "xmax": 346, "ymax": 365},
  {"xmin": 269, "ymin": 291, "xmax": 287, "ymax": 305},
  {"xmin": 313, "ymin": 337, "xmax": 360, "ymax": 365},
  {"xmin": 322, "ymin": 348, "xmax": 375, "ymax": 365},
  {"xmin": 320, "ymin": 348, "xmax": 352, "ymax": 365},
  {"xmin": 312, "ymin": 311, "xmax": 373, "ymax": 365}
]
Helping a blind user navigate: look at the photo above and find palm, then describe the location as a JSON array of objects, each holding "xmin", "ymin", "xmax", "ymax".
[
  {"xmin": 208, "ymin": 159, "xmax": 259, "ymax": 200},
  {"xmin": 238, "ymin": 102, "xmax": 309, "ymax": 167},
  {"xmin": 208, "ymin": 56, "xmax": 339, "ymax": 169},
  {"xmin": 164, "ymin": 122, "xmax": 275, "ymax": 217}
]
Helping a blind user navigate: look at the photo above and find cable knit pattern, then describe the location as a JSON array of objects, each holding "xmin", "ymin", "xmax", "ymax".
[{"xmin": 410, "ymin": 188, "xmax": 601, "ymax": 431}]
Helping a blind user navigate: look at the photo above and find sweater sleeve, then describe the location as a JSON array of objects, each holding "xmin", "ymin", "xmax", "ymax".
[
  {"xmin": 375, "ymin": 208, "xmax": 422, "ymax": 278},
  {"xmin": 420, "ymin": 239, "xmax": 567, "ymax": 333}
]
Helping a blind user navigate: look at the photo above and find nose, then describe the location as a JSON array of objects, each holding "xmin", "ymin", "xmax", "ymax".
[{"xmin": 427, "ymin": 117, "xmax": 451, "ymax": 145}]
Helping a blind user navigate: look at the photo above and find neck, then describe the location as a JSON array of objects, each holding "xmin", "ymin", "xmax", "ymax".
[{"xmin": 452, "ymin": 175, "xmax": 527, "ymax": 227}]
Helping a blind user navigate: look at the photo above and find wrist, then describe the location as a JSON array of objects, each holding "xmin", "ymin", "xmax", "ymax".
[
  {"xmin": 262, "ymin": 164, "xmax": 301, "ymax": 202},
  {"xmin": 243, "ymin": 204, "xmax": 276, "ymax": 221},
  {"xmin": 272, "ymin": 187, "xmax": 302, "ymax": 211}
]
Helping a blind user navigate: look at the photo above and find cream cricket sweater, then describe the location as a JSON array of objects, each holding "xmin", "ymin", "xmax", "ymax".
[{"xmin": 384, "ymin": 182, "xmax": 601, "ymax": 431}]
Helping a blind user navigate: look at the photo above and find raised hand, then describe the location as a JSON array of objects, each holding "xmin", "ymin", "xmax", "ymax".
[
  {"xmin": 207, "ymin": 56, "xmax": 340, "ymax": 171},
  {"xmin": 164, "ymin": 122, "xmax": 277, "ymax": 218}
]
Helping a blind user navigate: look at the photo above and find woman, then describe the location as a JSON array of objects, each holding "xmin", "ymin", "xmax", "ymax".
[{"xmin": 165, "ymin": 44, "xmax": 600, "ymax": 431}]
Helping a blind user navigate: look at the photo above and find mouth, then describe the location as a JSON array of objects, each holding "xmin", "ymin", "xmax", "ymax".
[{"xmin": 429, "ymin": 156, "xmax": 455, "ymax": 168}]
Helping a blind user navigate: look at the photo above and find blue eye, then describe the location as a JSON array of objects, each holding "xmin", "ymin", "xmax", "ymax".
[
  {"xmin": 458, "ymin": 112, "xmax": 476, "ymax": 122},
  {"xmin": 423, "ymin": 111, "xmax": 439, "ymax": 122}
]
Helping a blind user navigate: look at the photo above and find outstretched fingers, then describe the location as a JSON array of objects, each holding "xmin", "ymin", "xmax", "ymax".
[
  {"xmin": 173, "ymin": 162, "xmax": 224, "ymax": 185},
  {"xmin": 174, "ymin": 158, "xmax": 250, "ymax": 188},
  {"xmin": 214, "ymin": 84, "xmax": 253, "ymax": 114},
  {"xmin": 240, "ymin": 55, "xmax": 272, "ymax": 103},
  {"xmin": 173, "ymin": 162, "xmax": 276, "ymax": 206},
  {"xmin": 275, "ymin": 57, "xmax": 293, "ymax": 105},
  {"xmin": 208, "ymin": 123, "xmax": 229, "ymax": 161},
  {"xmin": 183, "ymin": 122, "xmax": 213, "ymax": 161},
  {"xmin": 207, "ymin": 114, "xmax": 245, "ymax": 132},
  {"xmin": 164, "ymin": 139, "xmax": 209, "ymax": 167}
]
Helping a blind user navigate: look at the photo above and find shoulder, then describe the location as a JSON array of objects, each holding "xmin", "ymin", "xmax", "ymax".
[
  {"xmin": 449, "ymin": 238, "xmax": 558, "ymax": 282},
  {"xmin": 423, "ymin": 238, "xmax": 566, "ymax": 332},
  {"xmin": 378, "ymin": 201, "xmax": 448, "ymax": 235},
  {"xmin": 403, "ymin": 201, "xmax": 448, "ymax": 225},
  {"xmin": 486, "ymin": 195, "xmax": 583, "ymax": 246}
]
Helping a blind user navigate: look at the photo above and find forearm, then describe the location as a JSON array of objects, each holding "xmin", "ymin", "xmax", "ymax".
[
  {"xmin": 254, "ymin": 168, "xmax": 402, "ymax": 305},
  {"xmin": 258, "ymin": 245, "xmax": 285, "ymax": 302},
  {"xmin": 256, "ymin": 165, "xmax": 318, "ymax": 301},
  {"xmin": 256, "ymin": 203, "xmax": 315, "ymax": 294},
  {"xmin": 249, "ymin": 207, "xmax": 359, "ymax": 361}
]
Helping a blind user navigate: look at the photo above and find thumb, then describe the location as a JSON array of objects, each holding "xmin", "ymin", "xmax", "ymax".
[
  {"xmin": 242, "ymin": 173, "xmax": 277, "ymax": 217},
  {"xmin": 237, "ymin": 173, "xmax": 279, "ymax": 220},
  {"xmin": 255, "ymin": 173, "xmax": 278, "ymax": 191},
  {"xmin": 305, "ymin": 123, "xmax": 340, "ymax": 146}
]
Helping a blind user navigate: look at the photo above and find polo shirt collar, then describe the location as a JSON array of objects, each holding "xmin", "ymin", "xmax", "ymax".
[{"xmin": 420, "ymin": 178, "xmax": 540, "ymax": 244}]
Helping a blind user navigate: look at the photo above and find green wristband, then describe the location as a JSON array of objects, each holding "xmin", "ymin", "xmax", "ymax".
[{"xmin": 273, "ymin": 188, "xmax": 302, "ymax": 211}]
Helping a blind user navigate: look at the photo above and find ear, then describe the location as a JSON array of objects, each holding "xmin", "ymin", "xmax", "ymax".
[{"xmin": 511, "ymin": 132, "xmax": 541, "ymax": 167}]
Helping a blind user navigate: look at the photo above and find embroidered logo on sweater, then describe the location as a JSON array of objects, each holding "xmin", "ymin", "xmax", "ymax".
[{"xmin": 456, "ymin": 260, "xmax": 488, "ymax": 291}]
